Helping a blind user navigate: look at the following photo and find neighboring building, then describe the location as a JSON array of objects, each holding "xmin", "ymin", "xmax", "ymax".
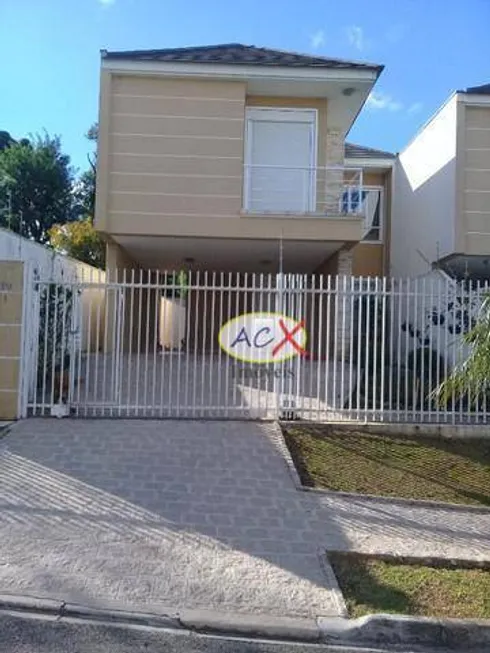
[
  {"xmin": 95, "ymin": 43, "xmax": 394, "ymax": 278},
  {"xmin": 391, "ymin": 83, "xmax": 490, "ymax": 279}
]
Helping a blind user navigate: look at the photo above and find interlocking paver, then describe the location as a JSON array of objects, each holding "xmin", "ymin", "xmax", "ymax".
[
  {"xmin": 305, "ymin": 492, "xmax": 490, "ymax": 560},
  {"xmin": 0, "ymin": 419, "xmax": 343, "ymax": 618},
  {"xmin": 2, "ymin": 418, "xmax": 489, "ymax": 620}
]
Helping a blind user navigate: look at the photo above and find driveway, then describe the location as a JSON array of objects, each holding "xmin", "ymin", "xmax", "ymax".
[{"xmin": 0, "ymin": 420, "xmax": 345, "ymax": 618}]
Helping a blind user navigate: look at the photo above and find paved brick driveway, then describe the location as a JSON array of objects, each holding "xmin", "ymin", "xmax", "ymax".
[{"xmin": 0, "ymin": 420, "xmax": 345, "ymax": 618}]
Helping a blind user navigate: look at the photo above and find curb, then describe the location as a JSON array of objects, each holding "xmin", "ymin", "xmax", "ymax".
[
  {"xmin": 1, "ymin": 595, "xmax": 490, "ymax": 650},
  {"xmin": 179, "ymin": 608, "xmax": 321, "ymax": 641},
  {"xmin": 0, "ymin": 595, "xmax": 320, "ymax": 642},
  {"xmin": 318, "ymin": 613, "xmax": 490, "ymax": 651}
]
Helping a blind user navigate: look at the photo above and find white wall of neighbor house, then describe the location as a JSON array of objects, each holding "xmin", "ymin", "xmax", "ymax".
[
  {"xmin": 0, "ymin": 227, "xmax": 106, "ymax": 353},
  {"xmin": 0, "ymin": 226, "xmax": 104, "ymax": 283},
  {"xmin": 391, "ymin": 95, "xmax": 458, "ymax": 277}
]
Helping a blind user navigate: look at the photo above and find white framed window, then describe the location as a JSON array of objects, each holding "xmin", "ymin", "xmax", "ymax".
[{"xmin": 244, "ymin": 108, "xmax": 318, "ymax": 213}]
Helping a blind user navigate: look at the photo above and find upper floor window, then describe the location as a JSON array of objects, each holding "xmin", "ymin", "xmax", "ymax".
[{"xmin": 342, "ymin": 186, "xmax": 384, "ymax": 243}]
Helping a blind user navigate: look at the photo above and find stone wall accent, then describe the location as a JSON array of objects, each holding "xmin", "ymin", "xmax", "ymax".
[
  {"xmin": 0, "ymin": 261, "xmax": 24, "ymax": 419},
  {"xmin": 335, "ymin": 249, "xmax": 353, "ymax": 356},
  {"xmin": 324, "ymin": 130, "xmax": 345, "ymax": 213}
]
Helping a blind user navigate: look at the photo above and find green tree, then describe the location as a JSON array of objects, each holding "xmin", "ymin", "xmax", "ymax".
[
  {"xmin": 73, "ymin": 123, "xmax": 98, "ymax": 219},
  {"xmin": 0, "ymin": 131, "xmax": 15, "ymax": 151},
  {"xmin": 49, "ymin": 218, "xmax": 106, "ymax": 269},
  {"xmin": 0, "ymin": 133, "xmax": 74, "ymax": 243},
  {"xmin": 434, "ymin": 294, "xmax": 490, "ymax": 406}
]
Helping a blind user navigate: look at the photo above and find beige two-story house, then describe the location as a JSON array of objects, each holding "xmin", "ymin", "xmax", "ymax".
[
  {"xmin": 392, "ymin": 83, "xmax": 490, "ymax": 279},
  {"xmin": 95, "ymin": 44, "xmax": 394, "ymax": 279}
]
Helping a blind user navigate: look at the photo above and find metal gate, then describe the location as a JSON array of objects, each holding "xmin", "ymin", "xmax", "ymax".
[{"xmin": 23, "ymin": 269, "xmax": 489, "ymax": 423}]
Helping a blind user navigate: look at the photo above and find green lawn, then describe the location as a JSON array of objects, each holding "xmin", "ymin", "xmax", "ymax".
[
  {"xmin": 283, "ymin": 425, "xmax": 490, "ymax": 506},
  {"xmin": 329, "ymin": 552, "xmax": 490, "ymax": 619}
]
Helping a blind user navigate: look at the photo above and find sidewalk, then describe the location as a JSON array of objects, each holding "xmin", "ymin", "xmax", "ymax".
[
  {"xmin": 0, "ymin": 419, "xmax": 344, "ymax": 618},
  {"xmin": 0, "ymin": 418, "xmax": 489, "ymax": 624}
]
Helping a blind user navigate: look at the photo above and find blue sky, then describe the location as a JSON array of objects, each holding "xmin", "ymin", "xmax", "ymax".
[{"xmin": 1, "ymin": 0, "xmax": 489, "ymax": 175}]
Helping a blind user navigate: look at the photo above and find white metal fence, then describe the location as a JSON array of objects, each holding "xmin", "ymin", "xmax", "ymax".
[{"xmin": 23, "ymin": 269, "xmax": 489, "ymax": 423}]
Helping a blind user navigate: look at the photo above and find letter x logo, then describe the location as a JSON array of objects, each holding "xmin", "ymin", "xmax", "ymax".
[{"xmin": 272, "ymin": 319, "xmax": 307, "ymax": 358}]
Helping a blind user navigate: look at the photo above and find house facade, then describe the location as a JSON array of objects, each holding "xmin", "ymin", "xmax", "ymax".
[
  {"xmin": 391, "ymin": 83, "xmax": 490, "ymax": 280},
  {"xmin": 94, "ymin": 44, "xmax": 394, "ymax": 279}
]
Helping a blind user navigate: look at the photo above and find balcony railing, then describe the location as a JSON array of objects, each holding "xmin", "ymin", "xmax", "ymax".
[{"xmin": 243, "ymin": 164, "xmax": 364, "ymax": 216}]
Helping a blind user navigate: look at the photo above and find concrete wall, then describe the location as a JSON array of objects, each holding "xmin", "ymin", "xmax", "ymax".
[
  {"xmin": 0, "ymin": 261, "xmax": 23, "ymax": 419},
  {"xmin": 391, "ymin": 95, "xmax": 458, "ymax": 277}
]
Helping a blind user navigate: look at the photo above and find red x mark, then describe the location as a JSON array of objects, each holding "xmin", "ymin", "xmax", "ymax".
[{"xmin": 272, "ymin": 319, "xmax": 307, "ymax": 358}]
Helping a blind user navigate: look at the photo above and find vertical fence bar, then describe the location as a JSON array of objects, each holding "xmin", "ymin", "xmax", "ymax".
[
  {"xmin": 450, "ymin": 279, "xmax": 457, "ymax": 424},
  {"xmin": 411, "ymin": 277, "xmax": 418, "ymax": 422},
  {"xmin": 39, "ymin": 284, "xmax": 48, "ymax": 413},
  {"xmin": 58, "ymin": 283, "xmax": 68, "ymax": 410},
  {"xmin": 372, "ymin": 277, "xmax": 379, "ymax": 419},
  {"xmin": 142, "ymin": 271, "xmax": 151, "ymax": 414},
  {"xmin": 474, "ymin": 281, "xmax": 480, "ymax": 421},
  {"xmin": 224, "ymin": 272, "xmax": 233, "ymax": 418},
  {"xmin": 151, "ymin": 271, "xmax": 159, "ymax": 418},
  {"xmin": 49, "ymin": 283, "xmax": 59, "ymax": 409},
  {"xmin": 209, "ymin": 272, "xmax": 217, "ymax": 416},
  {"xmin": 364, "ymin": 277, "xmax": 371, "ymax": 420},
  {"xmin": 125, "ymin": 269, "xmax": 134, "ymax": 416},
  {"xmin": 380, "ymin": 276, "xmax": 387, "ymax": 421},
  {"xmin": 347, "ymin": 275, "xmax": 355, "ymax": 415},
  {"xmin": 134, "ymin": 269, "xmax": 143, "ymax": 416},
  {"xmin": 182, "ymin": 270, "xmax": 191, "ymax": 417},
  {"xmin": 307, "ymin": 276, "xmax": 315, "ymax": 419},
  {"xmin": 242, "ymin": 273, "xmax": 249, "ymax": 417},
  {"xmin": 84, "ymin": 275, "xmax": 94, "ymax": 417},
  {"xmin": 340, "ymin": 275, "xmax": 347, "ymax": 417},
  {"xmin": 75, "ymin": 281, "xmax": 85, "ymax": 416},
  {"xmin": 404, "ymin": 278, "xmax": 410, "ymax": 422},
  {"xmin": 325, "ymin": 275, "xmax": 332, "ymax": 419},
  {"xmin": 332, "ymin": 275, "xmax": 339, "ymax": 414},
  {"xmin": 316, "ymin": 275, "xmax": 324, "ymax": 420},
  {"xmin": 101, "ymin": 270, "xmax": 110, "ymax": 416},
  {"xmin": 252, "ymin": 273, "xmax": 259, "ymax": 418},
  {"xmin": 94, "ymin": 276, "xmax": 102, "ymax": 417},
  {"xmin": 395, "ymin": 280, "xmax": 402, "ymax": 421},
  {"xmin": 466, "ymin": 280, "xmax": 474, "ymax": 423},
  {"xmin": 388, "ymin": 277, "xmax": 395, "ymax": 420},
  {"xmin": 266, "ymin": 274, "xmax": 273, "ymax": 419},
  {"xmin": 232, "ymin": 273, "xmax": 240, "ymax": 411},
  {"xmin": 421, "ymin": 276, "xmax": 427, "ymax": 421},
  {"xmin": 175, "ymin": 271, "xmax": 183, "ymax": 418},
  {"xmin": 217, "ymin": 272, "xmax": 224, "ymax": 416},
  {"xmin": 192, "ymin": 271, "xmax": 200, "ymax": 416},
  {"xmin": 458, "ymin": 280, "xmax": 464, "ymax": 424},
  {"xmin": 428, "ymin": 275, "xmax": 435, "ymax": 423},
  {"xmin": 482, "ymin": 281, "xmax": 488, "ymax": 422},
  {"xmin": 355, "ymin": 277, "xmax": 363, "ymax": 420}
]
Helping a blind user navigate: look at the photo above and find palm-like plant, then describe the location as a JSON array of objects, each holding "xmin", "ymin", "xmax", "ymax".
[{"xmin": 434, "ymin": 294, "xmax": 490, "ymax": 406}]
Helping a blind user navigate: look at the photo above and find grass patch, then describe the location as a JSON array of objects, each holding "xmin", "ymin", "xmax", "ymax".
[
  {"xmin": 329, "ymin": 551, "xmax": 490, "ymax": 619},
  {"xmin": 283, "ymin": 425, "xmax": 490, "ymax": 506}
]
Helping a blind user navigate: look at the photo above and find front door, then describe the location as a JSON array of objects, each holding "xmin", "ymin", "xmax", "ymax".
[{"xmin": 244, "ymin": 108, "xmax": 317, "ymax": 213}]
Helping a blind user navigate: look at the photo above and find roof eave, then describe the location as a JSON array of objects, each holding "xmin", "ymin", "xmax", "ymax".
[
  {"xmin": 345, "ymin": 157, "xmax": 395, "ymax": 169},
  {"xmin": 101, "ymin": 57, "xmax": 380, "ymax": 83}
]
